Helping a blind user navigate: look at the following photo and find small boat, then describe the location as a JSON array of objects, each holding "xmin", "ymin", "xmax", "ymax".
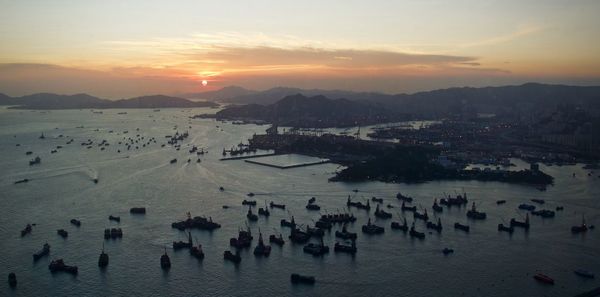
[
  {"xmin": 29, "ymin": 156, "xmax": 41, "ymax": 166},
  {"xmin": 335, "ymin": 224, "xmax": 358, "ymax": 240},
  {"xmin": 531, "ymin": 199, "xmax": 545, "ymax": 204},
  {"xmin": 14, "ymin": 178, "xmax": 29, "ymax": 184},
  {"xmin": 391, "ymin": 218, "xmax": 409, "ymax": 232},
  {"xmin": 270, "ymin": 201, "xmax": 285, "ymax": 209},
  {"xmin": 533, "ymin": 273, "xmax": 554, "ymax": 285},
  {"xmin": 98, "ymin": 244, "xmax": 109, "ymax": 267},
  {"xmin": 413, "ymin": 209, "xmax": 429, "ymax": 221},
  {"xmin": 426, "ymin": 218, "xmax": 443, "ymax": 232},
  {"xmin": 160, "ymin": 248, "xmax": 171, "ymax": 270},
  {"xmin": 308, "ymin": 197, "xmax": 316, "ymax": 204},
  {"xmin": 409, "ymin": 222, "xmax": 425, "ymax": 239},
  {"xmin": 498, "ymin": 223, "xmax": 514, "ymax": 234},
  {"xmin": 222, "ymin": 205, "xmax": 230, "ymax": 209},
  {"xmin": 269, "ymin": 234, "xmax": 285, "ymax": 246},
  {"xmin": 8, "ymin": 272, "xmax": 16, "ymax": 288},
  {"xmin": 289, "ymin": 227, "xmax": 310, "ymax": 244},
  {"xmin": 571, "ymin": 215, "xmax": 588, "ymax": 234},
  {"xmin": 21, "ymin": 224, "xmax": 32, "ymax": 237},
  {"xmin": 432, "ymin": 199, "xmax": 443, "ymax": 213},
  {"xmin": 70, "ymin": 219, "xmax": 81, "ymax": 227},
  {"xmin": 396, "ymin": 192, "xmax": 413, "ymax": 202},
  {"xmin": 170, "ymin": 158, "xmax": 177, "ymax": 164},
  {"xmin": 574, "ymin": 269, "xmax": 595, "ymax": 279},
  {"xmin": 306, "ymin": 204, "xmax": 321, "ymax": 211},
  {"xmin": 57, "ymin": 229, "xmax": 68, "ymax": 238},
  {"xmin": 374, "ymin": 204, "xmax": 392, "ymax": 219},
  {"xmin": 173, "ymin": 232, "xmax": 193, "ymax": 250},
  {"xmin": 219, "ymin": 186, "xmax": 225, "ymax": 191},
  {"xmin": 510, "ymin": 213, "xmax": 530, "ymax": 230},
  {"xmin": 224, "ymin": 250, "xmax": 241, "ymax": 264},
  {"xmin": 334, "ymin": 239, "xmax": 357, "ymax": 255},
  {"xmin": 253, "ymin": 232, "xmax": 271, "ymax": 257},
  {"xmin": 401, "ymin": 201, "xmax": 416, "ymax": 212},
  {"xmin": 247, "ymin": 192, "xmax": 255, "ymax": 197},
  {"xmin": 496, "ymin": 200, "xmax": 507, "ymax": 205},
  {"xmin": 130, "ymin": 207, "xmax": 146, "ymax": 214},
  {"xmin": 281, "ymin": 217, "xmax": 296, "ymax": 228},
  {"xmin": 371, "ymin": 197, "xmax": 383, "ymax": 203},
  {"xmin": 48, "ymin": 259, "xmax": 78, "ymax": 275},
  {"xmin": 246, "ymin": 207, "xmax": 258, "ymax": 221},
  {"xmin": 531, "ymin": 209, "xmax": 555, "ymax": 218},
  {"xmin": 104, "ymin": 228, "xmax": 123, "ymax": 239},
  {"xmin": 291, "ymin": 273, "xmax": 315, "ymax": 285},
  {"xmin": 33, "ymin": 243, "xmax": 50, "ymax": 261},
  {"xmin": 108, "ymin": 215, "xmax": 120, "ymax": 222},
  {"xmin": 190, "ymin": 242, "xmax": 205, "ymax": 260},
  {"xmin": 242, "ymin": 200, "xmax": 257, "ymax": 206},
  {"xmin": 555, "ymin": 206, "xmax": 564, "ymax": 211},
  {"xmin": 518, "ymin": 204, "xmax": 536, "ymax": 211},
  {"xmin": 454, "ymin": 222, "xmax": 470, "ymax": 233},
  {"xmin": 303, "ymin": 238, "xmax": 329, "ymax": 256},
  {"xmin": 442, "ymin": 248, "xmax": 454, "ymax": 255},
  {"xmin": 362, "ymin": 218, "xmax": 384, "ymax": 234},
  {"xmin": 466, "ymin": 202, "xmax": 487, "ymax": 220}
]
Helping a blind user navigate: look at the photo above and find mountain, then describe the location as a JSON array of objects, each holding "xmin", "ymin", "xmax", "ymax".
[
  {"xmin": 215, "ymin": 94, "xmax": 405, "ymax": 127},
  {"xmin": 182, "ymin": 86, "xmax": 257, "ymax": 101},
  {"xmin": 222, "ymin": 86, "xmax": 393, "ymax": 105},
  {"xmin": 0, "ymin": 93, "xmax": 218, "ymax": 109}
]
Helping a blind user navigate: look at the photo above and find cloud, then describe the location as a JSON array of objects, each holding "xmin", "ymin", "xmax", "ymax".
[{"xmin": 459, "ymin": 25, "xmax": 543, "ymax": 48}]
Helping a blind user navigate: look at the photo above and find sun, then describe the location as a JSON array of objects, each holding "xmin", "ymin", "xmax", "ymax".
[{"xmin": 201, "ymin": 80, "xmax": 208, "ymax": 87}]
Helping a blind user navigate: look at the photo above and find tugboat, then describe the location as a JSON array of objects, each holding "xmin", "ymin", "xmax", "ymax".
[
  {"xmin": 571, "ymin": 215, "xmax": 588, "ymax": 234},
  {"xmin": 269, "ymin": 234, "xmax": 285, "ymax": 246},
  {"xmin": 374, "ymin": 204, "xmax": 392, "ymax": 219},
  {"xmin": 426, "ymin": 218, "xmax": 443, "ymax": 232},
  {"xmin": 454, "ymin": 222, "xmax": 470, "ymax": 233},
  {"xmin": 98, "ymin": 244, "xmax": 109, "ymax": 268},
  {"xmin": 291, "ymin": 273, "xmax": 315, "ymax": 285},
  {"xmin": 409, "ymin": 222, "xmax": 425, "ymax": 239},
  {"xmin": 432, "ymin": 199, "xmax": 443, "ymax": 213},
  {"xmin": 362, "ymin": 218, "xmax": 384, "ymax": 234},
  {"xmin": 466, "ymin": 202, "xmax": 487, "ymax": 220},
  {"xmin": 160, "ymin": 248, "xmax": 171, "ymax": 270},
  {"xmin": 253, "ymin": 231, "xmax": 271, "ymax": 257},
  {"xmin": 246, "ymin": 207, "xmax": 258, "ymax": 222},
  {"xmin": 8, "ymin": 272, "xmax": 16, "ymax": 288},
  {"xmin": 21, "ymin": 224, "xmax": 32, "ymax": 237},
  {"xmin": 48, "ymin": 259, "xmax": 78, "ymax": 275},
  {"xmin": 57, "ymin": 229, "xmax": 68, "ymax": 238},
  {"xmin": 498, "ymin": 223, "xmax": 514, "ymax": 233},
  {"xmin": 270, "ymin": 201, "xmax": 285, "ymax": 209},
  {"xmin": 510, "ymin": 213, "xmax": 530, "ymax": 230},
  {"xmin": 533, "ymin": 273, "xmax": 554, "ymax": 285},
  {"xmin": 70, "ymin": 219, "xmax": 81, "ymax": 227},
  {"xmin": 173, "ymin": 232, "xmax": 193, "ymax": 250},
  {"xmin": 401, "ymin": 201, "xmax": 416, "ymax": 212},
  {"xmin": 224, "ymin": 250, "xmax": 241, "ymax": 264},
  {"xmin": 33, "ymin": 243, "xmax": 50, "ymax": 261},
  {"xmin": 303, "ymin": 237, "xmax": 329, "ymax": 256},
  {"xmin": 391, "ymin": 217, "xmax": 409, "ymax": 232},
  {"xmin": 413, "ymin": 209, "xmax": 429, "ymax": 221},
  {"xmin": 334, "ymin": 239, "xmax": 357, "ymax": 255},
  {"xmin": 108, "ymin": 215, "xmax": 120, "ymax": 222},
  {"xmin": 335, "ymin": 224, "xmax": 357, "ymax": 240}
]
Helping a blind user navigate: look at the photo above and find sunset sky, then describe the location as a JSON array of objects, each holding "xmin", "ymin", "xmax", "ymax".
[{"xmin": 1, "ymin": 0, "xmax": 599, "ymax": 98}]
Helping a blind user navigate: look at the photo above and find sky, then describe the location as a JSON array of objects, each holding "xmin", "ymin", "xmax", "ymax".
[{"xmin": 1, "ymin": 0, "xmax": 599, "ymax": 98}]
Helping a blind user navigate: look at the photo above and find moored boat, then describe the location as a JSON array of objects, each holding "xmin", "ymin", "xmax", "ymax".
[
  {"xmin": 224, "ymin": 250, "xmax": 241, "ymax": 263},
  {"xmin": 533, "ymin": 273, "xmax": 554, "ymax": 285},
  {"xmin": 574, "ymin": 269, "xmax": 595, "ymax": 279},
  {"xmin": 160, "ymin": 248, "xmax": 171, "ymax": 270},
  {"xmin": 291, "ymin": 273, "xmax": 315, "ymax": 285},
  {"xmin": 362, "ymin": 218, "xmax": 384, "ymax": 234},
  {"xmin": 33, "ymin": 243, "xmax": 50, "ymax": 261},
  {"xmin": 48, "ymin": 259, "xmax": 78, "ymax": 275}
]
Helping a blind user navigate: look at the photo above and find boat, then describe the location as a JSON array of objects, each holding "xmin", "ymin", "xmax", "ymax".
[
  {"xmin": 247, "ymin": 192, "xmax": 255, "ymax": 197},
  {"xmin": 98, "ymin": 244, "xmax": 109, "ymax": 267},
  {"xmin": 320, "ymin": 213, "xmax": 356, "ymax": 224},
  {"xmin": 571, "ymin": 215, "xmax": 588, "ymax": 234},
  {"xmin": 29, "ymin": 156, "xmax": 41, "ymax": 166},
  {"xmin": 33, "ymin": 243, "xmax": 50, "ymax": 261},
  {"xmin": 48, "ymin": 259, "xmax": 78, "ymax": 275},
  {"xmin": 533, "ymin": 273, "xmax": 554, "ymax": 285},
  {"xmin": 246, "ymin": 207, "xmax": 258, "ymax": 221},
  {"xmin": 108, "ymin": 215, "xmax": 120, "ymax": 222},
  {"xmin": 160, "ymin": 248, "xmax": 171, "ymax": 270},
  {"xmin": 362, "ymin": 218, "xmax": 384, "ymax": 234},
  {"xmin": 556, "ymin": 206, "xmax": 564, "ymax": 211},
  {"xmin": 242, "ymin": 200, "xmax": 257, "ymax": 206},
  {"xmin": 531, "ymin": 199, "xmax": 545, "ymax": 204},
  {"xmin": 306, "ymin": 203, "xmax": 321, "ymax": 211},
  {"xmin": 253, "ymin": 232, "xmax": 272, "ymax": 257},
  {"xmin": 510, "ymin": 213, "xmax": 530, "ymax": 230},
  {"xmin": 290, "ymin": 273, "xmax": 315, "ymax": 285},
  {"xmin": 281, "ymin": 217, "xmax": 296, "ymax": 228},
  {"xmin": 289, "ymin": 227, "xmax": 311, "ymax": 244},
  {"xmin": 57, "ymin": 229, "xmax": 68, "ymax": 238},
  {"xmin": 270, "ymin": 201, "xmax": 285, "ymax": 209},
  {"xmin": 531, "ymin": 209, "xmax": 555, "ymax": 218},
  {"xmin": 442, "ymin": 248, "xmax": 454, "ymax": 255},
  {"xmin": 219, "ymin": 186, "xmax": 225, "ymax": 191},
  {"xmin": 190, "ymin": 241, "xmax": 205, "ymax": 260},
  {"xmin": 308, "ymin": 197, "xmax": 316, "ymax": 204},
  {"xmin": 466, "ymin": 202, "xmax": 487, "ymax": 220},
  {"xmin": 409, "ymin": 222, "xmax": 425, "ymax": 239},
  {"xmin": 391, "ymin": 218, "xmax": 409, "ymax": 232},
  {"xmin": 315, "ymin": 219, "xmax": 332, "ymax": 229},
  {"xmin": 104, "ymin": 228, "xmax": 123, "ymax": 239},
  {"xmin": 8, "ymin": 272, "xmax": 16, "ymax": 288},
  {"xmin": 413, "ymin": 209, "xmax": 429, "ymax": 221},
  {"xmin": 432, "ymin": 199, "xmax": 443, "ymax": 213},
  {"xmin": 306, "ymin": 225, "xmax": 325, "ymax": 238},
  {"xmin": 130, "ymin": 207, "xmax": 146, "ymax": 214},
  {"xmin": 224, "ymin": 250, "xmax": 241, "ymax": 263},
  {"xmin": 371, "ymin": 197, "xmax": 383, "ymax": 203},
  {"xmin": 426, "ymin": 218, "xmax": 443, "ymax": 232},
  {"xmin": 14, "ymin": 178, "xmax": 29, "ymax": 184},
  {"xmin": 396, "ymin": 192, "xmax": 413, "ymax": 202},
  {"xmin": 574, "ymin": 269, "xmax": 595, "ymax": 279},
  {"xmin": 454, "ymin": 222, "xmax": 470, "ymax": 233},
  {"xmin": 335, "ymin": 224, "xmax": 357, "ymax": 240},
  {"xmin": 230, "ymin": 227, "xmax": 254, "ymax": 249},
  {"xmin": 170, "ymin": 158, "xmax": 177, "ymax": 164},
  {"xmin": 21, "ymin": 224, "xmax": 32, "ymax": 237},
  {"xmin": 171, "ymin": 212, "xmax": 221, "ymax": 231},
  {"xmin": 303, "ymin": 238, "xmax": 329, "ymax": 256},
  {"xmin": 374, "ymin": 204, "xmax": 392, "ymax": 219},
  {"xmin": 70, "ymin": 219, "xmax": 81, "ymax": 227},
  {"xmin": 439, "ymin": 192, "xmax": 468, "ymax": 207},
  {"xmin": 496, "ymin": 200, "xmax": 507, "ymax": 205},
  {"xmin": 173, "ymin": 232, "xmax": 193, "ymax": 250},
  {"xmin": 347, "ymin": 196, "xmax": 371, "ymax": 210},
  {"xmin": 401, "ymin": 201, "xmax": 416, "ymax": 212},
  {"xmin": 498, "ymin": 223, "xmax": 514, "ymax": 233},
  {"xmin": 518, "ymin": 204, "xmax": 536, "ymax": 211},
  {"xmin": 269, "ymin": 234, "xmax": 285, "ymax": 246},
  {"xmin": 334, "ymin": 239, "xmax": 357, "ymax": 255}
]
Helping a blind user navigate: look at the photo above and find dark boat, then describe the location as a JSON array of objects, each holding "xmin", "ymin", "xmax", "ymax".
[
  {"xmin": 269, "ymin": 234, "xmax": 285, "ymax": 246},
  {"xmin": 498, "ymin": 223, "xmax": 514, "ymax": 233},
  {"xmin": 426, "ymin": 218, "xmax": 443, "ymax": 232},
  {"xmin": 335, "ymin": 224, "xmax": 357, "ymax": 240},
  {"xmin": 518, "ymin": 204, "xmax": 536, "ymax": 211},
  {"xmin": 21, "ymin": 224, "xmax": 32, "ymax": 237},
  {"xmin": 48, "ymin": 259, "xmax": 78, "ymax": 275},
  {"xmin": 308, "ymin": 197, "xmax": 316, "ymax": 204},
  {"xmin": 171, "ymin": 212, "xmax": 221, "ymax": 231},
  {"xmin": 173, "ymin": 232, "xmax": 193, "ymax": 250},
  {"xmin": 466, "ymin": 202, "xmax": 487, "ymax": 220},
  {"xmin": 247, "ymin": 192, "xmax": 255, "ymax": 197},
  {"xmin": 246, "ymin": 207, "xmax": 258, "ymax": 221},
  {"xmin": 253, "ymin": 232, "xmax": 272, "ymax": 257},
  {"xmin": 170, "ymin": 158, "xmax": 177, "ymax": 164},
  {"xmin": 574, "ymin": 269, "xmax": 595, "ymax": 279},
  {"xmin": 432, "ymin": 199, "xmax": 443, "ymax": 213},
  {"xmin": 104, "ymin": 228, "xmax": 123, "ymax": 239},
  {"xmin": 571, "ymin": 215, "xmax": 588, "ymax": 234},
  {"xmin": 289, "ymin": 227, "xmax": 310, "ymax": 244},
  {"xmin": 315, "ymin": 219, "xmax": 332, "ymax": 230},
  {"xmin": 98, "ymin": 244, "xmax": 109, "ymax": 267},
  {"xmin": 320, "ymin": 213, "xmax": 356, "ymax": 224},
  {"xmin": 70, "ymin": 219, "xmax": 81, "ymax": 227},
  {"xmin": 442, "ymin": 248, "xmax": 454, "ymax": 255},
  {"xmin": 533, "ymin": 273, "xmax": 554, "ymax": 285},
  {"xmin": 306, "ymin": 204, "xmax": 321, "ymax": 211},
  {"xmin": 33, "ymin": 243, "xmax": 50, "ymax": 261},
  {"xmin": 258, "ymin": 202, "xmax": 270, "ymax": 217},
  {"xmin": 230, "ymin": 227, "xmax": 254, "ymax": 249},
  {"xmin": 439, "ymin": 192, "xmax": 468, "ymax": 207},
  {"xmin": 270, "ymin": 201, "xmax": 285, "ymax": 209},
  {"xmin": 371, "ymin": 197, "xmax": 383, "ymax": 203},
  {"xmin": 224, "ymin": 250, "xmax": 241, "ymax": 264},
  {"xmin": 108, "ymin": 215, "xmax": 120, "ymax": 222},
  {"xmin": 303, "ymin": 238, "xmax": 329, "ymax": 256},
  {"xmin": 160, "ymin": 248, "xmax": 171, "ymax": 270},
  {"xmin": 396, "ymin": 192, "xmax": 413, "ymax": 202},
  {"xmin": 130, "ymin": 207, "xmax": 146, "ymax": 214},
  {"xmin": 414, "ymin": 209, "xmax": 429, "ymax": 221},
  {"xmin": 190, "ymin": 241, "xmax": 205, "ymax": 260},
  {"xmin": 57, "ymin": 229, "xmax": 68, "ymax": 238},
  {"xmin": 334, "ymin": 239, "xmax": 357, "ymax": 255},
  {"xmin": 510, "ymin": 213, "xmax": 530, "ymax": 230},
  {"xmin": 409, "ymin": 222, "xmax": 425, "ymax": 239},
  {"xmin": 531, "ymin": 209, "xmax": 555, "ymax": 218},
  {"xmin": 29, "ymin": 156, "xmax": 41, "ymax": 166},
  {"xmin": 219, "ymin": 186, "xmax": 225, "ymax": 191},
  {"xmin": 374, "ymin": 204, "xmax": 392, "ymax": 219},
  {"xmin": 281, "ymin": 217, "xmax": 296, "ymax": 228},
  {"xmin": 496, "ymin": 200, "xmax": 507, "ymax": 205},
  {"xmin": 556, "ymin": 206, "xmax": 564, "ymax": 211},
  {"xmin": 391, "ymin": 218, "xmax": 409, "ymax": 232},
  {"xmin": 347, "ymin": 196, "xmax": 371, "ymax": 210},
  {"xmin": 242, "ymin": 200, "xmax": 257, "ymax": 206},
  {"xmin": 531, "ymin": 199, "xmax": 545, "ymax": 204},
  {"xmin": 291, "ymin": 273, "xmax": 315, "ymax": 285},
  {"xmin": 306, "ymin": 225, "xmax": 325, "ymax": 238},
  {"xmin": 454, "ymin": 222, "xmax": 470, "ymax": 233},
  {"xmin": 14, "ymin": 178, "xmax": 29, "ymax": 184},
  {"xmin": 362, "ymin": 218, "xmax": 384, "ymax": 235},
  {"xmin": 401, "ymin": 201, "xmax": 416, "ymax": 212},
  {"xmin": 93, "ymin": 178, "xmax": 99, "ymax": 184},
  {"xmin": 8, "ymin": 272, "xmax": 16, "ymax": 288}
]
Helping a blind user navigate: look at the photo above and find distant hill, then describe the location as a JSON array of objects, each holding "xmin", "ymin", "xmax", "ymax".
[
  {"xmin": 221, "ymin": 86, "xmax": 392, "ymax": 105},
  {"xmin": 0, "ymin": 93, "xmax": 218, "ymax": 109},
  {"xmin": 183, "ymin": 86, "xmax": 257, "ymax": 101}
]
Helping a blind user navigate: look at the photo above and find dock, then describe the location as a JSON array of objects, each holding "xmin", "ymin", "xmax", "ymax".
[
  {"xmin": 220, "ymin": 153, "xmax": 277, "ymax": 161},
  {"xmin": 244, "ymin": 159, "xmax": 330, "ymax": 169}
]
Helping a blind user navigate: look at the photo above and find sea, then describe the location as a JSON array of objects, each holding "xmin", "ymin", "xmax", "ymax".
[{"xmin": 0, "ymin": 107, "xmax": 598, "ymax": 297}]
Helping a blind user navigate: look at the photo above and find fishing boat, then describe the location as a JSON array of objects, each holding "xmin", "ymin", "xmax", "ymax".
[
  {"xmin": 130, "ymin": 207, "xmax": 146, "ymax": 214},
  {"xmin": 531, "ymin": 199, "xmax": 545, "ymax": 204},
  {"xmin": 466, "ymin": 202, "xmax": 487, "ymax": 220},
  {"xmin": 70, "ymin": 219, "xmax": 81, "ymax": 227},
  {"xmin": 371, "ymin": 197, "xmax": 383, "ymax": 203},
  {"xmin": 270, "ymin": 201, "xmax": 285, "ymax": 209},
  {"xmin": 396, "ymin": 192, "xmax": 413, "ymax": 202},
  {"xmin": 531, "ymin": 209, "xmax": 555, "ymax": 218},
  {"xmin": 291, "ymin": 273, "xmax": 315, "ymax": 285},
  {"xmin": 498, "ymin": 223, "xmax": 514, "ymax": 233},
  {"xmin": 253, "ymin": 232, "xmax": 271, "ymax": 257},
  {"xmin": 57, "ymin": 229, "xmax": 68, "ymax": 238},
  {"xmin": 223, "ymin": 250, "xmax": 241, "ymax": 264},
  {"xmin": 432, "ymin": 199, "xmax": 443, "ymax": 213},
  {"xmin": 306, "ymin": 226, "xmax": 325, "ymax": 238},
  {"xmin": 190, "ymin": 241, "xmax": 204, "ymax": 260},
  {"xmin": 334, "ymin": 239, "xmax": 357, "ymax": 255},
  {"xmin": 269, "ymin": 234, "xmax": 285, "ymax": 246},
  {"xmin": 442, "ymin": 248, "xmax": 454, "ymax": 255},
  {"xmin": 246, "ymin": 207, "xmax": 258, "ymax": 221},
  {"xmin": 48, "ymin": 259, "xmax": 78, "ymax": 275},
  {"xmin": 347, "ymin": 197, "xmax": 371, "ymax": 210},
  {"xmin": 242, "ymin": 200, "xmax": 257, "ymax": 206},
  {"xmin": 171, "ymin": 212, "xmax": 221, "ymax": 231},
  {"xmin": 230, "ymin": 227, "xmax": 253, "ymax": 249},
  {"xmin": 496, "ymin": 200, "xmax": 507, "ymax": 205},
  {"xmin": 426, "ymin": 218, "xmax": 443, "ymax": 232},
  {"xmin": 391, "ymin": 218, "xmax": 409, "ymax": 232},
  {"xmin": 21, "ymin": 224, "xmax": 32, "ymax": 237},
  {"xmin": 409, "ymin": 222, "xmax": 425, "ymax": 239},
  {"xmin": 571, "ymin": 215, "xmax": 588, "ymax": 234},
  {"xmin": 98, "ymin": 244, "xmax": 109, "ymax": 267},
  {"xmin": 510, "ymin": 213, "xmax": 530, "ymax": 230},
  {"xmin": 33, "ymin": 243, "xmax": 50, "ymax": 261},
  {"xmin": 518, "ymin": 204, "xmax": 536, "ymax": 211},
  {"xmin": 362, "ymin": 218, "xmax": 384, "ymax": 234},
  {"xmin": 374, "ymin": 204, "xmax": 392, "ymax": 219},
  {"xmin": 315, "ymin": 219, "xmax": 332, "ymax": 230},
  {"xmin": 289, "ymin": 227, "xmax": 311, "ymax": 244},
  {"xmin": 108, "ymin": 215, "xmax": 120, "ymax": 222},
  {"xmin": 173, "ymin": 232, "xmax": 193, "ymax": 250},
  {"xmin": 335, "ymin": 224, "xmax": 357, "ymax": 240},
  {"xmin": 160, "ymin": 248, "xmax": 171, "ymax": 270},
  {"xmin": 303, "ymin": 238, "xmax": 329, "ymax": 256},
  {"xmin": 574, "ymin": 269, "xmax": 595, "ymax": 279},
  {"xmin": 281, "ymin": 217, "xmax": 296, "ymax": 228},
  {"xmin": 533, "ymin": 273, "xmax": 554, "ymax": 285},
  {"xmin": 454, "ymin": 222, "xmax": 470, "ymax": 233},
  {"xmin": 413, "ymin": 209, "xmax": 429, "ymax": 221},
  {"xmin": 306, "ymin": 203, "xmax": 321, "ymax": 211},
  {"xmin": 8, "ymin": 272, "xmax": 16, "ymax": 288},
  {"xmin": 258, "ymin": 202, "xmax": 270, "ymax": 217},
  {"xmin": 401, "ymin": 201, "xmax": 416, "ymax": 212}
]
